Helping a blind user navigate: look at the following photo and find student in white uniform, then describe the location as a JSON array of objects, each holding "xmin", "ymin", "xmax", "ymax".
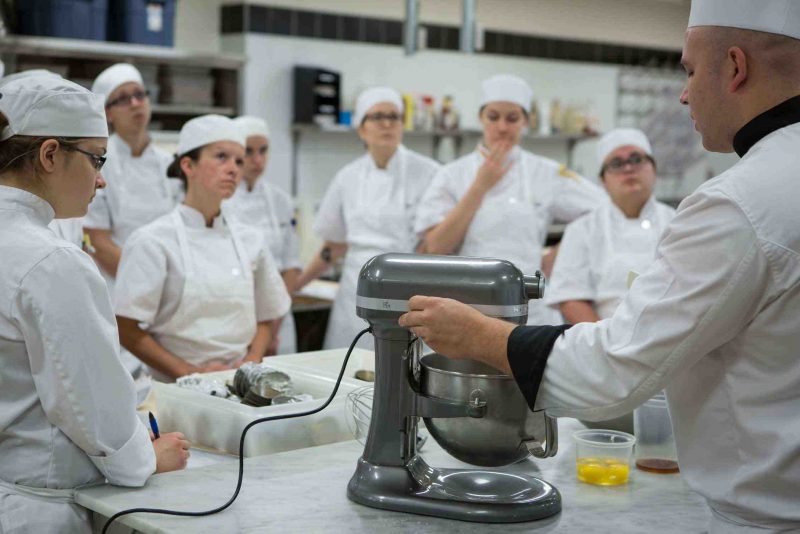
[
  {"xmin": 296, "ymin": 87, "xmax": 441, "ymax": 349},
  {"xmin": 0, "ymin": 69, "xmax": 89, "ymax": 251},
  {"xmin": 224, "ymin": 116, "xmax": 301, "ymax": 355},
  {"xmin": 400, "ymin": 1, "xmax": 800, "ymax": 531},
  {"xmin": 0, "ymin": 74, "xmax": 188, "ymax": 534},
  {"xmin": 83, "ymin": 63, "xmax": 176, "ymax": 377},
  {"xmin": 84, "ymin": 63, "xmax": 176, "ymax": 276},
  {"xmin": 415, "ymin": 74, "xmax": 605, "ymax": 324},
  {"xmin": 114, "ymin": 115, "xmax": 291, "ymax": 381},
  {"xmin": 546, "ymin": 128, "xmax": 676, "ymax": 323}
]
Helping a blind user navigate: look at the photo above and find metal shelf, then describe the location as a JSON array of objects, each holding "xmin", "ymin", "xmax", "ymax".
[
  {"xmin": 0, "ymin": 35, "xmax": 245, "ymax": 69},
  {"xmin": 291, "ymin": 123, "xmax": 590, "ymax": 143}
]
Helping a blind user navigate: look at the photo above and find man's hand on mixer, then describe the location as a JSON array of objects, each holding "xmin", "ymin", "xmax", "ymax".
[{"xmin": 399, "ymin": 296, "xmax": 515, "ymax": 374}]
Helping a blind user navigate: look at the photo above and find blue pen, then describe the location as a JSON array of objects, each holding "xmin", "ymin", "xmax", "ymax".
[{"xmin": 148, "ymin": 411, "xmax": 160, "ymax": 439}]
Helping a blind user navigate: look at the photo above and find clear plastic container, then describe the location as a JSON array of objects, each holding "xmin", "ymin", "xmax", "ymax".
[
  {"xmin": 634, "ymin": 392, "xmax": 680, "ymax": 473},
  {"xmin": 573, "ymin": 429, "xmax": 636, "ymax": 486}
]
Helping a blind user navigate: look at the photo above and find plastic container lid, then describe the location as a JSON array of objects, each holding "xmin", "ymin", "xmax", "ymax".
[{"xmin": 573, "ymin": 429, "xmax": 636, "ymax": 449}]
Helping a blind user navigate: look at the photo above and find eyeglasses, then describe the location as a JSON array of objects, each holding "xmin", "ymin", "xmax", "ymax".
[
  {"xmin": 106, "ymin": 89, "xmax": 150, "ymax": 109},
  {"xmin": 64, "ymin": 146, "xmax": 107, "ymax": 171},
  {"xmin": 363, "ymin": 112, "xmax": 402, "ymax": 124},
  {"xmin": 245, "ymin": 146, "xmax": 268, "ymax": 156},
  {"xmin": 603, "ymin": 152, "xmax": 652, "ymax": 174}
]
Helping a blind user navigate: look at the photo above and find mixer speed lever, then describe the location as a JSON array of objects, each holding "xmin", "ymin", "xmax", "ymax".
[{"xmin": 524, "ymin": 270, "xmax": 546, "ymax": 300}]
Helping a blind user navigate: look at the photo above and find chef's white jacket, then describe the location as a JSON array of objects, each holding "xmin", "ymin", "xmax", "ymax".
[
  {"xmin": 315, "ymin": 146, "xmax": 441, "ymax": 350},
  {"xmin": 415, "ymin": 147, "xmax": 605, "ymax": 323},
  {"xmin": 83, "ymin": 133, "xmax": 178, "ymax": 249},
  {"xmin": 114, "ymin": 204, "xmax": 291, "ymax": 365},
  {"xmin": 509, "ymin": 118, "xmax": 800, "ymax": 531},
  {"xmin": 224, "ymin": 179, "xmax": 300, "ymax": 273},
  {"xmin": 48, "ymin": 217, "xmax": 84, "ymax": 248},
  {"xmin": 0, "ymin": 186, "xmax": 156, "ymax": 533},
  {"xmin": 223, "ymin": 179, "xmax": 300, "ymax": 354},
  {"xmin": 545, "ymin": 196, "xmax": 676, "ymax": 319}
]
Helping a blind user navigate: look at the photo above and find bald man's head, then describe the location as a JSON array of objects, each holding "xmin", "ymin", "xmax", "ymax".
[
  {"xmin": 680, "ymin": 27, "xmax": 800, "ymax": 153},
  {"xmin": 707, "ymin": 27, "xmax": 800, "ymax": 82}
]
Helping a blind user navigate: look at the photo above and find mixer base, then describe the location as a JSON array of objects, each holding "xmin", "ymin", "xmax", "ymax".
[{"xmin": 347, "ymin": 457, "xmax": 561, "ymax": 523}]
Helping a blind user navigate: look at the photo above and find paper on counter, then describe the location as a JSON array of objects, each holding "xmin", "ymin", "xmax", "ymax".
[{"xmin": 297, "ymin": 279, "xmax": 339, "ymax": 301}]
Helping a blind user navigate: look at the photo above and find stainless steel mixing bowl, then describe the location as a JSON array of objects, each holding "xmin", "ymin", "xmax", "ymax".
[{"xmin": 419, "ymin": 353, "xmax": 555, "ymax": 467}]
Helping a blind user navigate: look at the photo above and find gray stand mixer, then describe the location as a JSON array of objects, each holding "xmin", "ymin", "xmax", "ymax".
[{"xmin": 347, "ymin": 253, "xmax": 561, "ymax": 523}]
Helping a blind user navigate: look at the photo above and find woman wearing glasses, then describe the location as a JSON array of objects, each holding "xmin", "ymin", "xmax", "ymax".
[
  {"xmin": 295, "ymin": 87, "xmax": 441, "ymax": 349},
  {"xmin": 415, "ymin": 74, "xmax": 605, "ymax": 324},
  {"xmin": 545, "ymin": 128, "xmax": 676, "ymax": 324},
  {"xmin": 114, "ymin": 115, "xmax": 291, "ymax": 381},
  {"xmin": 0, "ymin": 74, "xmax": 188, "ymax": 534},
  {"xmin": 0, "ymin": 69, "xmax": 90, "ymax": 250},
  {"xmin": 83, "ymin": 63, "xmax": 177, "ymax": 378}
]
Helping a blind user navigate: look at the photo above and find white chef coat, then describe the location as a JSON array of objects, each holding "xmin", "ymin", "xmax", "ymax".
[
  {"xmin": 415, "ymin": 146, "xmax": 606, "ymax": 324},
  {"xmin": 224, "ymin": 179, "xmax": 300, "ymax": 354},
  {"xmin": 315, "ymin": 145, "xmax": 441, "ymax": 350},
  {"xmin": 84, "ymin": 133, "xmax": 177, "ymax": 249},
  {"xmin": 83, "ymin": 134, "xmax": 178, "ymax": 376},
  {"xmin": 0, "ymin": 185, "xmax": 156, "ymax": 533},
  {"xmin": 545, "ymin": 196, "xmax": 676, "ymax": 319},
  {"xmin": 47, "ymin": 217, "xmax": 83, "ymax": 248},
  {"xmin": 114, "ymin": 204, "xmax": 291, "ymax": 380},
  {"xmin": 531, "ymin": 122, "xmax": 800, "ymax": 531}
]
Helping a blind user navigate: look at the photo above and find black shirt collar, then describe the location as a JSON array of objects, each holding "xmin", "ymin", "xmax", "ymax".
[{"xmin": 733, "ymin": 95, "xmax": 800, "ymax": 157}]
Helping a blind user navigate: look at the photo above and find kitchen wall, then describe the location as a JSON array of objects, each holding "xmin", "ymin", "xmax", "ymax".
[{"xmin": 177, "ymin": 0, "xmax": 690, "ymax": 54}]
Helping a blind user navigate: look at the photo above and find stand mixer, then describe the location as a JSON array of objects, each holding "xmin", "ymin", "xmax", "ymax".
[{"xmin": 347, "ymin": 253, "xmax": 561, "ymax": 523}]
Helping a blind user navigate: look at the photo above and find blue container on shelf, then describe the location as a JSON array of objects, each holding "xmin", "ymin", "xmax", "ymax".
[
  {"xmin": 109, "ymin": 0, "xmax": 176, "ymax": 47},
  {"xmin": 17, "ymin": 0, "xmax": 109, "ymax": 41}
]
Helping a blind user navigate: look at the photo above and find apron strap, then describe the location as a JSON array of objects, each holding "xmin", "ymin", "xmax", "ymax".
[
  {"xmin": 0, "ymin": 478, "xmax": 84, "ymax": 504},
  {"xmin": 223, "ymin": 214, "xmax": 253, "ymax": 281},
  {"xmin": 172, "ymin": 208, "xmax": 194, "ymax": 276},
  {"xmin": 260, "ymin": 183, "xmax": 282, "ymax": 234}
]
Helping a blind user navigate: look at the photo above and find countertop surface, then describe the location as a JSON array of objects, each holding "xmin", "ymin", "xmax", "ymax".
[{"xmin": 78, "ymin": 419, "xmax": 710, "ymax": 533}]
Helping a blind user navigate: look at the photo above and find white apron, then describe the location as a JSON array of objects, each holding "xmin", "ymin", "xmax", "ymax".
[
  {"xmin": 258, "ymin": 188, "xmax": 297, "ymax": 355},
  {"xmin": 149, "ymin": 209, "xmax": 256, "ymax": 381},
  {"xmin": 459, "ymin": 149, "xmax": 558, "ymax": 325},
  {"xmin": 0, "ymin": 479, "xmax": 94, "ymax": 533},
  {"xmin": 324, "ymin": 147, "xmax": 413, "ymax": 349},
  {"xmin": 594, "ymin": 202, "xmax": 666, "ymax": 319}
]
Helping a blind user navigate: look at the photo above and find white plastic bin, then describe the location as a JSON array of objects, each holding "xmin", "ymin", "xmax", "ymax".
[
  {"xmin": 262, "ymin": 348, "xmax": 375, "ymax": 383},
  {"xmin": 153, "ymin": 360, "xmax": 366, "ymax": 457}
]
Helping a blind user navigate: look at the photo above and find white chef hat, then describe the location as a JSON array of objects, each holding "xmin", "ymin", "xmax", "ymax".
[
  {"xmin": 0, "ymin": 69, "xmax": 62, "ymax": 89},
  {"xmin": 176, "ymin": 114, "xmax": 246, "ymax": 156},
  {"xmin": 479, "ymin": 74, "xmax": 533, "ymax": 114},
  {"xmin": 354, "ymin": 87, "xmax": 403, "ymax": 126},
  {"xmin": 0, "ymin": 74, "xmax": 108, "ymax": 141},
  {"xmin": 91, "ymin": 63, "xmax": 144, "ymax": 103},
  {"xmin": 689, "ymin": 0, "xmax": 800, "ymax": 39},
  {"xmin": 234, "ymin": 115, "xmax": 270, "ymax": 139},
  {"xmin": 596, "ymin": 128, "xmax": 652, "ymax": 165}
]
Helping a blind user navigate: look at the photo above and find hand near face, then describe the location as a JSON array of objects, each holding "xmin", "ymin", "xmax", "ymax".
[{"xmin": 475, "ymin": 141, "xmax": 515, "ymax": 192}]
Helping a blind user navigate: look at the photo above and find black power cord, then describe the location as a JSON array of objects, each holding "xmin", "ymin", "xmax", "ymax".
[{"xmin": 102, "ymin": 327, "xmax": 373, "ymax": 533}]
